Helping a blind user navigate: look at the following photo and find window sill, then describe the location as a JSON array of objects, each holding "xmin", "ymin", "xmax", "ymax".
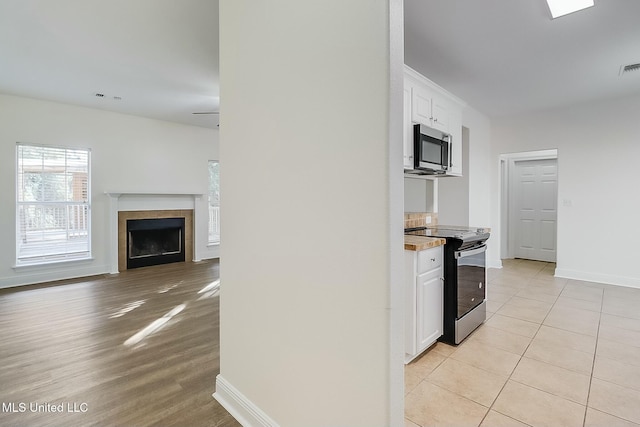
[
  {"xmin": 13, "ymin": 257, "xmax": 95, "ymax": 271},
  {"xmin": 207, "ymin": 242, "xmax": 220, "ymax": 248}
]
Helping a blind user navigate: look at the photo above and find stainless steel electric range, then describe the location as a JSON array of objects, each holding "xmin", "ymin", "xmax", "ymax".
[{"xmin": 405, "ymin": 226, "xmax": 490, "ymax": 345}]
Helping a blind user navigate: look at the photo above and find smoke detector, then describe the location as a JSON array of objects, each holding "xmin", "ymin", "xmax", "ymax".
[
  {"xmin": 620, "ymin": 63, "xmax": 640, "ymax": 76},
  {"xmin": 94, "ymin": 92, "xmax": 122, "ymax": 100}
]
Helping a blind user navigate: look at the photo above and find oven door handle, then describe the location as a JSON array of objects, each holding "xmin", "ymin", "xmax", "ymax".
[{"xmin": 455, "ymin": 245, "xmax": 487, "ymax": 259}]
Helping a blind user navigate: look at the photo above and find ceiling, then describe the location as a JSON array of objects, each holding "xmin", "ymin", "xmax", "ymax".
[
  {"xmin": 404, "ymin": 0, "xmax": 640, "ymax": 118},
  {"xmin": 0, "ymin": 0, "xmax": 220, "ymax": 128},
  {"xmin": 1, "ymin": 1, "xmax": 639, "ymax": 128}
]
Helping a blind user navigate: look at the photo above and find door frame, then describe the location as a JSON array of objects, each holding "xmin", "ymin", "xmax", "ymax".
[{"xmin": 499, "ymin": 149, "xmax": 558, "ymax": 260}]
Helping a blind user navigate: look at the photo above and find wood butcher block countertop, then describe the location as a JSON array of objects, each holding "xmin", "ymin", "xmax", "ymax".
[{"xmin": 404, "ymin": 235, "xmax": 446, "ymax": 251}]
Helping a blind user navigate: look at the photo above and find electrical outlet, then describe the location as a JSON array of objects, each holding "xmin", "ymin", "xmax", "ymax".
[{"xmin": 425, "ymin": 215, "xmax": 432, "ymax": 224}]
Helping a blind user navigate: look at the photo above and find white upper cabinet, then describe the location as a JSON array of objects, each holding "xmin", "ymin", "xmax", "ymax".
[
  {"xmin": 430, "ymin": 96, "xmax": 449, "ymax": 133},
  {"xmin": 404, "ymin": 65, "xmax": 465, "ymax": 177},
  {"xmin": 411, "ymin": 85, "xmax": 449, "ymax": 133},
  {"xmin": 447, "ymin": 109, "xmax": 462, "ymax": 176},
  {"xmin": 411, "ymin": 85, "xmax": 434, "ymax": 128},
  {"xmin": 403, "ymin": 84, "xmax": 414, "ymax": 169}
]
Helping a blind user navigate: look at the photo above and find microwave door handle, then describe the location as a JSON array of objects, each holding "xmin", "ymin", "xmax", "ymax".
[{"xmin": 448, "ymin": 136, "xmax": 453, "ymax": 167}]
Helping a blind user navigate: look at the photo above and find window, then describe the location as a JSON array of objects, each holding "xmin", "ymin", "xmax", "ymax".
[
  {"xmin": 16, "ymin": 143, "xmax": 91, "ymax": 265},
  {"xmin": 208, "ymin": 160, "xmax": 220, "ymax": 244}
]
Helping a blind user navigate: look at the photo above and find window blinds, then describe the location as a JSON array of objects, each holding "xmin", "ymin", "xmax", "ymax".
[
  {"xmin": 16, "ymin": 143, "xmax": 91, "ymax": 265},
  {"xmin": 208, "ymin": 160, "xmax": 220, "ymax": 244}
]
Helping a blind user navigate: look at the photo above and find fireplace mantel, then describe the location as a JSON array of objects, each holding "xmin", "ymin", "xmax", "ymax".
[
  {"xmin": 105, "ymin": 191, "xmax": 204, "ymax": 198},
  {"xmin": 106, "ymin": 192, "xmax": 204, "ymax": 274}
]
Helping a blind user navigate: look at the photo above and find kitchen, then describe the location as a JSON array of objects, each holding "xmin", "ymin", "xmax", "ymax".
[
  {"xmin": 400, "ymin": 1, "xmax": 640, "ymax": 425},
  {"xmin": 399, "ymin": 61, "xmax": 638, "ymax": 426},
  {"xmin": 402, "ymin": 63, "xmax": 492, "ymax": 353}
]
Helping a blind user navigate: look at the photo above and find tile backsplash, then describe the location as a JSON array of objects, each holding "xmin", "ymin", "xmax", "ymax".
[{"xmin": 404, "ymin": 212, "xmax": 437, "ymax": 229}]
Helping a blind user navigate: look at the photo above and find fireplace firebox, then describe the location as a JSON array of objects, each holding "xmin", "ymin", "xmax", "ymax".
[{"xmin": 126, "ymin": 217, "xmax": 185, "ymax": 269}]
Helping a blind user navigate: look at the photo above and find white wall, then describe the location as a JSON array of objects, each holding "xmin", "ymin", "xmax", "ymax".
[
  {"xmin": 437, "ymin": 127, "xmax": 469, "ymax": 226},
  {"xmin": 216, "ymin": 1, "xmax": 404, "ymax": 426},
  {"xmin": 491, "ymin": 93, "xmax": 640, "ymax": 287},
  {"xmin": 463, "ymin": 106, "xmax": 492, "ymax": 245},
  {"xmin": 404, "ymin": 177, "xmax": 436, "ymax": 213},
  {"xmin": 435, "ymin": 105, "xmax": 494, "ymax": 263},
  {"xmin": 0, "ymin": 93, "xmax": 219, "ymax": 288}
]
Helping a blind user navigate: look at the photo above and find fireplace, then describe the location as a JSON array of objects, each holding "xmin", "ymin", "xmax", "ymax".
[
  {"xmin": 126, "ymin": 217, "xmax": 185, "ymax": 269},
  {"xmin": 117, "ymin": 209, "xmax": 194, "ymax": 272}
]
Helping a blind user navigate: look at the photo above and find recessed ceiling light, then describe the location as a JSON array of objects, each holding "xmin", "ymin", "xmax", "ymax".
[{"xmin": 546, "ymin": 0, "xmax": 594, "ymax": 19}]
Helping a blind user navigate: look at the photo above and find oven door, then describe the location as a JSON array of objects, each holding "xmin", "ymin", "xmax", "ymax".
[{"xmin": 455, "ymin": 244, "xmax": 486, "ymax": 318}]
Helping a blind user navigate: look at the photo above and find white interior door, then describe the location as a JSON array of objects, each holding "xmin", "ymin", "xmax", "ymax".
[{"xmin": 510, "ymin": 159, "xmax": 558, "ymax": 262}]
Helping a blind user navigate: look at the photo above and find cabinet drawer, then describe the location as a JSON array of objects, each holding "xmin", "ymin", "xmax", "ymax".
[{"xmin": 417, "ymin": 247, "xmax": 442, "ymax": 274}]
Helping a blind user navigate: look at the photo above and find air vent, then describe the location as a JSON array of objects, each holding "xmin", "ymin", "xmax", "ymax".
[{"xmin": 620, "ymin": 63, "xmax": 640, "ymax": 76}]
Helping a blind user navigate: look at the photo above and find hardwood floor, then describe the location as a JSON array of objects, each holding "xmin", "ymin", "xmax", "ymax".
[{"xmin": 0, "ymin": 260, "xmax": 240, "ymax": 427}]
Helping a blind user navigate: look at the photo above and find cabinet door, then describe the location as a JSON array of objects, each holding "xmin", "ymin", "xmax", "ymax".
[
  {"xmin": 411, "ymin": 86, "xmax": 433, "ymax": 127},
  {"xmin": 405, "ymin": 251, "xmax": 419, "ymax": 360},
  {"xmin": 403, "ymin": 84, "xmax": 414, "ymax": 169},
  {"xmin": 446, "ymin": 109, "xmax": 462, "ymax": 176},
  {"xmin": 431, "ymin": 97, "xmax": 449, "ymax": 132},
  {"xmin": 417, "ymin": 270, "xmax": 443, "ymax": 352}
]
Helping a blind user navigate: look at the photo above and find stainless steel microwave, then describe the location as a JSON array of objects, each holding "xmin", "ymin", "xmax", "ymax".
[{"xmin": 413, "ymin": 124, "xmax": 451, "ymax": 174}]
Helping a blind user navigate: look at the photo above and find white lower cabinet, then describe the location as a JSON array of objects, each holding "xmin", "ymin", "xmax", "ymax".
[
  {"xmin": 416, "ymin": 269, "xmax": 443, "ymax": 352},
  {"xmin": 405, "ymin": 245, "xmax": 443, "ymax": 364}
]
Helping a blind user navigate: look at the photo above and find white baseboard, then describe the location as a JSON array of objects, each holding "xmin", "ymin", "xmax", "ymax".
[
  {"xmin": 555, "ymin": 268, "xmax": 640, "ymax": 289},
  {"xmin": 1, "ymin": 263, "xmax": 110, "ymax": 289},
  {"xmin": 213, "ymin": 375, "xmax": 280, "ymax": 427},
  {"xmin": 488, "ymin": 258, "xmax": 503, "ymax": 269}
]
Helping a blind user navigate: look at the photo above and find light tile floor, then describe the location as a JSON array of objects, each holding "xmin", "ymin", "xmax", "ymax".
[{"xmin": 405, "ymin": 258, "xmax": 640, "ymax": 427}]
